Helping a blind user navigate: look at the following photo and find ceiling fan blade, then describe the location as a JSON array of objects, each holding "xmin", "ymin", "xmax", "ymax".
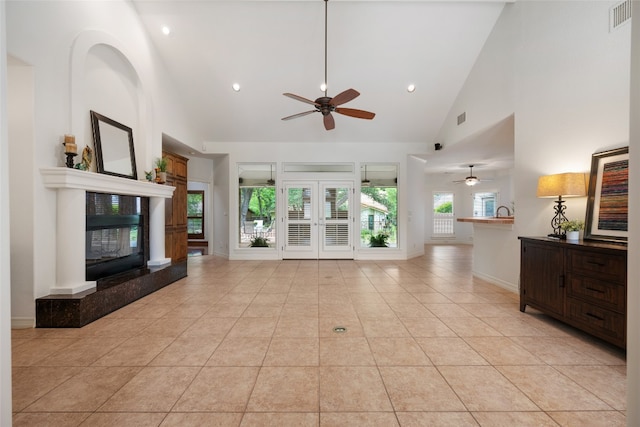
[
  {"xmin": 335, "ymin": 107, "xmax": 376, "ymax": 120},
  {"xmin": 281, "ymin": 110, "xmax": 317, "ymax": 121},
  {"xmin": 323, "ymin": 113, "xmax": 335, "ymax": 130},
  {"xmin": 283, "ymin": 93, "xmax": 319, "ymax": 106},
  {"xmin": 329, "ymin": 89, "xmax": 360, "ymax": 106}
]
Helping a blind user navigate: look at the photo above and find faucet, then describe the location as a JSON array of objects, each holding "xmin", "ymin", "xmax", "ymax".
[{"xmin": 496, "ymin": 205, "xmax": 511, "ymax": 217}]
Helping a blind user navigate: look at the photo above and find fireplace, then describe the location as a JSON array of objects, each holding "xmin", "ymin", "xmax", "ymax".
[
  {"xmin": 37, "ymin": 168, "xmax": 186, "ymax": 327},
  {"xmin": 86, "ymin": 192, "xmax": 149, "ymax": 282}
]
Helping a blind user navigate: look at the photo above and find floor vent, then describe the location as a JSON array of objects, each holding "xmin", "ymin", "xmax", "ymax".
[{"xmin": 610, "ymin": 0, "xmax": 631, "ymax": 32}]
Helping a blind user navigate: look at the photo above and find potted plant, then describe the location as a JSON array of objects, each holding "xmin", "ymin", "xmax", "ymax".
[
  {"xmin": 369, "ymin": 231, "xmax": 389, "ymax": 247},
  {"xmin": 560, "ymin": 219, "xmax": 584, "ymax": 241},
  {"xmin": 250, "ymin": 236, "xmax": 269, "ymax": 247},
  {"xmin": 155, "ymin": 157, "xmax": 168, "ymax": 184}
]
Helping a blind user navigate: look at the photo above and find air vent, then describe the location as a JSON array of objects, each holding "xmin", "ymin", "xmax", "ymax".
[
  {"xmin": 610, "ymin": 0, "xmax": 631, "ymax": 32},
  {"xmin": 457, "ymin": 112, "xmax": 466, "ymax": 125}
]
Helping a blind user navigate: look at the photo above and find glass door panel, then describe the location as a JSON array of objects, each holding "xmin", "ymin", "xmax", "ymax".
[{"xmin": 283, "ymin": 181, "xmax": 353, "ymax": 259}]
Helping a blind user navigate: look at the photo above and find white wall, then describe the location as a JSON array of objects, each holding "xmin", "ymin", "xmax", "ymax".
[
  {"xmin": 406, "ymin": 156, "xmax": 426, "ymax": 258},
  {"xmin": 435, "ymin": 1, "xmax": 630, "ymax": 289},
  {"xmin": 435, "ymin": 3, "xmax": 515, "ymax": 148},
  {"xmin": 0, "ymin": 1, "xmax": 13, "ymax": 422},
  {"xmin": 429, "ymin": 3, "xmax": 516, "ymax": 268},
  {"xmin": 212, "ymin": 155, "xmax": 230, "ymax": 257},
  {"xmin": 6, "ymin": 1, "xmax": 200, "ymax": 324},
  {"xmin": 7, "ymin": 59, "xmax": 34, "ymax": 326},
  {"xmin": 514, "ymin": 1, "xmax": 630, "ymax": 239}
]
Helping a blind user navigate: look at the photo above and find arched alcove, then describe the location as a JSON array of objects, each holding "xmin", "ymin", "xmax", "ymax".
[{"xmin": 69, "ymin": 30, "xmax": 152, "ymax": 173}]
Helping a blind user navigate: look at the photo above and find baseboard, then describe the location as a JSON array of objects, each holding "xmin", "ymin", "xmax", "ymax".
[
  {"xmin": 472, "ymin": 270, "xmax": 518, "ymax": 293},
  {"xmin": 12, "ymin": 317, "xmax": 34, "ymax": 329}
]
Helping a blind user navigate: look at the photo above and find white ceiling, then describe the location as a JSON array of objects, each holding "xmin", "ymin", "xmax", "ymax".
[{"xmin": 133, "ymin": 0, "xmax": 513, "ymax": 174}]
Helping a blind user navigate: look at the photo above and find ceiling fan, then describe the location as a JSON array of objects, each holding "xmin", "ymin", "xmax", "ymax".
[
  {"xmin": 361, "ymin": 164, "xmax": 371, "ymax": 187},
  {"xmin": 281, "ymin": 0, "xmax": 375, "ymax": 131},
  {"xmin": 267, "ymin": 164, "xmax": 275, "ymax": 186},
  {"xmin": 453, "ymin": 165, "xmax": 491, "ymax": 186}
]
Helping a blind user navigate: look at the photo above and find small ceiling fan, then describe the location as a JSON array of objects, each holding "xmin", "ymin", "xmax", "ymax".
[
  {"xmin": 281, "ymin": 0, "xmax": 375, "ymax": 131},
  {"xmin": 361, "ymin": 165, "xmax": 371, "ymax": 187},
  {"xmin": 453, "ymin": 165, "xmax": 491, "ymax": 186},
  {"xmin": 266, "ymin": 164, "xmax": 275, "ymax": 186}
]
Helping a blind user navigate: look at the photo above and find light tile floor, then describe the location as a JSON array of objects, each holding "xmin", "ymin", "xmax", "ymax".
[{"xmin": 12, "ymin": 245, "xmax": 626, "ymax": 426}]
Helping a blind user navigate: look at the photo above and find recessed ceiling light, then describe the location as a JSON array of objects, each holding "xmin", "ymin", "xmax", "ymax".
[
  {"xmin": 232, "ymin": 83, "xmax": 241, "ymax": 92},
  {"xmin": 407, "ymin": 84, "xmax": 416, "ymax": 93},
  {"xmin": 320, "ymin": 83, "xmax": 327, "ymax": 92},
  {"xmin": 161, "ymin": 26, "xmax": 171, "ymax": 36}
]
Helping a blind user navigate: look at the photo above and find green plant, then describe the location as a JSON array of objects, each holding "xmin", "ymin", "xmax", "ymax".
[
  {"xmin": 560, "ymin": 219, "xmax": 584, "ymax": 232},
  {"xmin": 155, "ymin": 157, "xmax": 168, "ymax": 172},
  {"xmin": 249, "ymin": 236, "xmax": 269, "ymax": 247},
  {"xmin": 369, "ymin": 232, "xmax": 389, "ymax": 247}
]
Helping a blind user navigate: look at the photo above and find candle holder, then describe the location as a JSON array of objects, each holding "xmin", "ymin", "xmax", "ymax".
[{"xmin": 65, "ymin": 152, "xmax": 77, "ymax": 168}]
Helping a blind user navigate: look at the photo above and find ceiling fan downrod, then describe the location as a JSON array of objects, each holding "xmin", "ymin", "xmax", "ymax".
[{"xmin": 280, "ymin": 0, "xmax": 376, "ymax": 130}]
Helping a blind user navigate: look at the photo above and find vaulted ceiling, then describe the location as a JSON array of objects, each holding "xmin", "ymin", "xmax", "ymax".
[{"xmin": 132, "ymin": 0, "xmax": 513, "ymax": 175}]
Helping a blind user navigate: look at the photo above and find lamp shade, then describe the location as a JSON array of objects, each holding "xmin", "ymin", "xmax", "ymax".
[{"xmin": 536, "ymin": 173, "xmax": 587, "ymax": 198}]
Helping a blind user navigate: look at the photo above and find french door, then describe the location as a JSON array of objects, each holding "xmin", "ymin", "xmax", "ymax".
[{"xmin": 282, "ymin": 181, "xmax": 353, "ymax": 259}]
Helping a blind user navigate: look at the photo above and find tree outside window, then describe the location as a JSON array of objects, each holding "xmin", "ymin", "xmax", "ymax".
[{"xmin": 360, "ymin": 187, "xmax": 397, "ymax": 247}]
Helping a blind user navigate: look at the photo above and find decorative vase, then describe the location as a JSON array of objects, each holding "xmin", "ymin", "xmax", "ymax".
[
  {"xmin": 566, "ymin": 230, "xmax": 579, "ymax": 241},
  {"xmin": 155, "ymin": 168, "xmax": 166, "ymax": 184}
]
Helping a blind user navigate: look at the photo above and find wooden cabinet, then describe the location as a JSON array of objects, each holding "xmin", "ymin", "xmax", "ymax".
[
  {"xmin": 163, "ymin": 150, "xmax": 188, "ymax": 263},
  {"xmin": 519, "ymin": 237, "xmax": 627, "ymax": 348}
]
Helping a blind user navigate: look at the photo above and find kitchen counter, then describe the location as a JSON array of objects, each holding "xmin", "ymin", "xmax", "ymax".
[{"xmin": 457, "ymin": 216, "xmax": 514, "ymax": 225}]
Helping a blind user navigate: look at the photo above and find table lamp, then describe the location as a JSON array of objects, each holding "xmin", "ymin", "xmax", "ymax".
[{"xmin": 536, "ymin": 172, "xmax": 587, "ymax": 238}]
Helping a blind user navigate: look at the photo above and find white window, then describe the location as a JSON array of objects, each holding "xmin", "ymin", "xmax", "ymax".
[
  {"xmin": 360, "ymin": 164, "xmax": 398, "ymax": 248},
  {"xmin": 433, "ymin": 192, "xmax": 454, "ymax": 236},
  {"xmin": 473, "ymin": 192, "xmax": 498, "ymax": 217}
]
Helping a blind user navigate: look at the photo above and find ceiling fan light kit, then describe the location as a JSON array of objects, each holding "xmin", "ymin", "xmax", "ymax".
[
  {"xmin": 453, "ymin": 165, "xmax": 489, "ymax": 186},
  {"xmin": 282, "ymin": 0, "xmax": 375, "ymax": 130},
  {"xmin": 465, "ymin": 176, "xmax": 479, "ymax": 186}
]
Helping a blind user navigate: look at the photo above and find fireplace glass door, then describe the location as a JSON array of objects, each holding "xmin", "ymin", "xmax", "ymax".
[{"xmin": 86, "ymin": 192, "xmax": 148, "ymax": 281}]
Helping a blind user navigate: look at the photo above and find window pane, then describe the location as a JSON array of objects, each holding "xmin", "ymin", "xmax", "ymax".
[
  {"xmin": 473, "ymin": 192, "xmax": 497, "ymax": 217},
  {"xmin": 360, "ymin": 186, "xmax": 397, "ymax": 248},
  {"xmin": 187, "ymin": 193, "xmax": 203, "ymax": 217},
  {"xmin": 433, "ymin": 192, "xmax": 454, "ymax": 235},
  {"xmin": 188, "ymin": 218, "xmax": 203, "ymax": 234},
  {"xmin": 239, "ymin": 186, "xmax": 277, "ymax": 248},
  {"xmin": 187, "ymin": 190, "xmax": 205, "ymax": 239}
]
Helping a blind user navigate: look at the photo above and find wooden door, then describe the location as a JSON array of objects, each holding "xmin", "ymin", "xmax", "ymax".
[{"xmin": 163, "ymin": 151, "xmax": 188, "ymax": 262}]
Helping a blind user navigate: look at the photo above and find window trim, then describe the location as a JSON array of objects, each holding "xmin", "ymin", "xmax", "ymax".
[
  {"xmin": 432, "ymin": 191, "xmax": 455, "ymax": 237},
  {"xmin": 187, "ymin": 190, "xmax": 205, "ymax": 240}
]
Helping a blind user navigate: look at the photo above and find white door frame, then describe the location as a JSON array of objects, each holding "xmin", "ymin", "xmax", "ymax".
[{"xmin": 281, "ymin": 180, "xmax": 354, "ymax": 259}]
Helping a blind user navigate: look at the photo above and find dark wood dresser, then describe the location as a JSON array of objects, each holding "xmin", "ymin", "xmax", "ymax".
[{"xmin": 519, "ymin": 236, "xmax": 627, "ymax": 349}]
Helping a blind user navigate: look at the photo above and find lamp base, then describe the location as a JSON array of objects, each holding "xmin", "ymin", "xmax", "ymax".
[{"xmin": 549, "ymin": 196, "xmax": 568, "ymax": 237}]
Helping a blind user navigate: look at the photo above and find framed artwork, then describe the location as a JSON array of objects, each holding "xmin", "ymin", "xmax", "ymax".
[
  {"xmin": 584, "ymin": 146, "xmax": 629, "ymax": 243},
  {"xmin": 90, "ymin": 110, "xmax": 138, "ymax": 180}
]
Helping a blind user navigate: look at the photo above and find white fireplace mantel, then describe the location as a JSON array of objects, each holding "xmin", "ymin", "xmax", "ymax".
[
  {"xmin": 41, "ymin": 167, "xmax": 175, "ymax": 198},
  {"xmin": 40, "ymin": 168, "xmax": 175, "ymax": 294}
]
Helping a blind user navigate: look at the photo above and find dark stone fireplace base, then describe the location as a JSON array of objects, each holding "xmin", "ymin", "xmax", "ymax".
[{"xmin": 35, "ymin": 261, "xmax": 187, "ymax": 328}]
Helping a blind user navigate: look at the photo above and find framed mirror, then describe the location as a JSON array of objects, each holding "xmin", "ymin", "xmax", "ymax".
[{"xmin": 90, "ymin": 110, "xmax": 138, "ymax": 180}]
